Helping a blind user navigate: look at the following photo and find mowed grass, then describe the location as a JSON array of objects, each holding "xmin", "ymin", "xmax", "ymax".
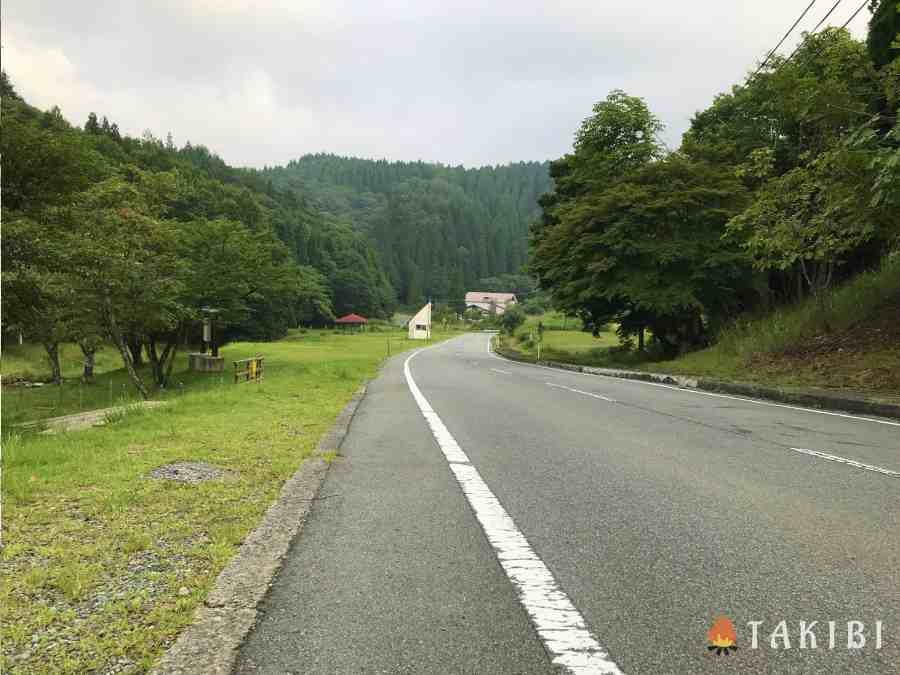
[
  {"xmin": 0, "ymin": 329, "xmax": 457, "ymax": 674},
  {"xmin": 499, "ymin": 313, "xmax": 621, "ymax": 366},
  {"xmin": 1, "ymin": 343, "xmax": 140, "ymax": 426},
  {"xmin": 1, "ymin": 342, "xmax": 125, "ymax": 383},
  {"xmin": 2, "ymin": 348, "xmax": 226, "ymax": 428}
]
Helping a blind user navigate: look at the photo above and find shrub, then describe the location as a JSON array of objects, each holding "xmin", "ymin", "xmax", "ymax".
[{"xmin": 500, "ymin": 305, "xmax": 526, "ymax": 334}]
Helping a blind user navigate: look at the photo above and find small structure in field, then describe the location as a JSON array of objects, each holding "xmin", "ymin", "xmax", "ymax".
[
  {"xmin": 408, "ymin": 302, "xmax": 432, "ymax": 340},
  {"xmin": 234, "ymin": 355, "xmax": 264, "ymax": 384},
  {"xmin": 465, "ymin": 291, "xmax": 517, "ymax": 315},
  {"xmin": 189, "ymin": 306, "xmax": 225, "ymax": 371},
  {"xmin": 335, "ymin": 313, "xmax": 368, "ymax": 331}
]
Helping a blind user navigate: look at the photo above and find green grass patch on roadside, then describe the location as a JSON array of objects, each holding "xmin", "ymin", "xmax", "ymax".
[
  {"xmin": 498, "ymin": 315, "xmax": 623, "ymax": 368},
  {"xmin": 640, "ymin": 256, "xmax": 900, "ymax": 396},
  {"xmin": 0, "ymin": 329, "xmax": 460, "ymax": 674},
  {"xmin": 497, "ymin": 257, "xmax": 900, "ymax": 397}
]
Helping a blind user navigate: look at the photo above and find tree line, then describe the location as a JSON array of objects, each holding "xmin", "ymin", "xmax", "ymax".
[
  {"xmin": 1, "ymin": 73, "xmax": 395, "ymax": 396},
  {"xmin": 262, "ymin": 154, "xmax": 552, "ymax": 307},
  {"xmin": 530, "ymin": 7, "xmax": 899, "ymax": 356}
]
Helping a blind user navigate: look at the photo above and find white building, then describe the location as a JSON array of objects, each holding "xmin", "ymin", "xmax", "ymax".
[
  {"xmin": 408, "ymin": 302, "xmax": 432, "ymax": 340},
  {"xmin": 464, "ymin": 291, "xmax": 517, "ymax": 315}
]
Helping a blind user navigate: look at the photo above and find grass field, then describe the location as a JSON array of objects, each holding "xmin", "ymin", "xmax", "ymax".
[
  {"xmin": 0, "ymin": 328, "xmax": 457, "ymax": 674},
  {"xmin": 2, "ymin": 343, "xmax": 125, "ymax": 383},
  {"xmin": 2, "ymin": 347, "xmax": 220, "ymax": 429},
  {"xmin": 499, "ymin": 313, "xmax": 622, "ymax": 366}
]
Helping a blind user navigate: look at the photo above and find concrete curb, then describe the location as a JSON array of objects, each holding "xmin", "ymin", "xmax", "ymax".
[
  {"xmin": 151, "ymin": 386, "xmax": 367, "ymax": 675},
  {"xmin": 494, "ymin": 345, "xmax": 900, "ymax": 421}
]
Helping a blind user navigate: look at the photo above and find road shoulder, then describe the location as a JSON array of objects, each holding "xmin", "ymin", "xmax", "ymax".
[
  {"xmin": 151, "ymin": 387, "xmax": 366, "ymax": 675},
  {"xmin": 493, "ymin": 343, "xmax": 900, "ymax": 421}
]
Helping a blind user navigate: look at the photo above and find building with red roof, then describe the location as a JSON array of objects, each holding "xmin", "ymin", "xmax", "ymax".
[{"xmin": 334, "ymin": 313, "xmax": 368, "ymax": 330}]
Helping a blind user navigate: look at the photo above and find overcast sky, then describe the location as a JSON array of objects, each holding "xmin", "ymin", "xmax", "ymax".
[{"xmin": 3, "ymin": 1, "xmax": 872, "ymax": 168}]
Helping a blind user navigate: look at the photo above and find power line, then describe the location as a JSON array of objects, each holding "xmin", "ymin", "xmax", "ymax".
[
  {"xmin": 777, "ymin": 0, "xmax": 867, "ymax": 72},
  {"xmin": 808, "ymin": 0, "xmax": 844, "ymax": 33},
  {"xmin": 753, "ymin": 0, "xmax": 819, "ymax": 76},
  {"xmin": 838, "ymin": 0, "xmax": 870, "ymax": 30},
  {"xmin": 779, "ymin": 0, "xmax": 843, "ymax": 65}
]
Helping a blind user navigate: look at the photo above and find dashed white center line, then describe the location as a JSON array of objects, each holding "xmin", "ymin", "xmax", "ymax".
[
  {"xmin": 491, "ymin": 367, "xmax": 512, "ymax": 375},
  {"xmin": 547, "ymin": 382, "xmax": 616, "ymax": 403},
  {"xmin": 789, "ymin": 448, "xmax": 899, "ymax": 477},
  {"xmin": 405, "ymin": 346, "xmax": 624, "ymax": 675}
]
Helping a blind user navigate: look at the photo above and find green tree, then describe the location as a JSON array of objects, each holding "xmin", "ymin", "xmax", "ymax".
[
  {"xmin": 58, "ymin": 172, "xmax": 186, "ymax": 398},
  {"xmin": 868, "ymin": 0, "xmax": 900, "ymax": 68},
  {"xmin": 499, "ymin": 304, "xmax": 526, "ymax": 335},
  {"xmin": 85, "ymin": 112, "xmax": 100, "ymax": 134},
  {"xmin": 534, "ymin": 155, "xmax": 752, "ymax": 353},
  {"xmin": 726, "ymin": 146, "xmax": 887, "ymax": 297},
  {"xmin": 1, "ymin": 217, "xmax": 74, "ymax": 383},
  {"xmin": 1, "ymin": 100, "xmax": 103, "ymax": 213}
]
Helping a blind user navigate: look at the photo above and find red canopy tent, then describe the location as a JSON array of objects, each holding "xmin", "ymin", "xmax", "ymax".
[{"xmin": 334, "ymin": 313, "xmax": 368, "ymax": 330}]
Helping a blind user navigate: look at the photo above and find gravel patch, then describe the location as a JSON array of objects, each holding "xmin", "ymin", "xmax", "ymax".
[{"xmin": 148, "ymin": 462, "xmax": 231, "ymax": 484}]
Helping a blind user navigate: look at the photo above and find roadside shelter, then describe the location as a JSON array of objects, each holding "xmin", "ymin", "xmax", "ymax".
[
  {"xmin": 335, "ymin": 313, "xmax": 368, "ymax": 331},
  {"xmin": 408, "ymin": 302, "xmax": 432, "ymax": 340}
]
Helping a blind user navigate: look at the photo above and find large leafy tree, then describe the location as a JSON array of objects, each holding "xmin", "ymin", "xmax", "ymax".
[
  {"xmin": 868, "ymin": 0, "xmax": 900, "ymax": 68},
  {"xmin": 1, "ymin": 92, "xmax": 108, "ymax": 380},
  {"xmin": 534, "ymin": 155, "xmax": 752, "ymax": 352},
  {"xmin": 727, "ymin": 145, "xmax": 893, "ymax": 296},
  {"xmin": 55, "ymin": 172, "xmax": 186, "ymax": 398},
  {"xmin": 533, "ymin": 91, "xmax": 704, "ymax": 349},
  {"xmin": 684, "ymin": 28, "xmax": 891, "ymax": 303},
  {"xmin": 1, "ymin": 217, "xmax": 75, "ymax": 383}
]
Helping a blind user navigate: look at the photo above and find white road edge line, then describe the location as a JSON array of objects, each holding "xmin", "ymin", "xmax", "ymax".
[
  {"xmin": 547, "ymin": 382, "xmax": 615, "ymax": 403},
  {"xmin": 405, "ymin": 344, "xmax": 624, "ymax": 675},
  {"xmin": 790, "ymin": 447, "xmax": 899, "ymax": 477},
  {"xmin": 488, "ymin": 337, "xmax": 900, "ymax": 428}
]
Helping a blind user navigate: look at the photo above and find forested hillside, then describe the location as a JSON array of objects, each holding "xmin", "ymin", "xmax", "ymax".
[
  {"xmin": 1, "ymin": 73, "xmax": 396, "ymax": 396},
  {"xmin": 263, "ymin": 155, "xmax": 551, "ymax": 306},
  {"xmin": 531, "ymin": 13, "xmax": 899, "ymax": 357}
]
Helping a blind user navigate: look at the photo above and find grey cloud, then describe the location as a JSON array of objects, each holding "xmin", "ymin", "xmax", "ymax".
[{"xmin": 2, "ymin": 1, "xmax": 872, "ymax": 167}]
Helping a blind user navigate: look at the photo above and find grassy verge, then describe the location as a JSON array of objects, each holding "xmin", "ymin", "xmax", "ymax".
[
  {"xmin": 642, "ymin": 257, "xmax": 900, "ymax": 396},
  {"xmin": 497, "ymin": 257, "xmax": 900, "ymax": 398},
  {"xmin": 498, "ymin": 314, "xmax": 623, "ymax": 367},
  {"xmin": 0, "ymin": 329, "xmax": 459, "ymax": 674}
]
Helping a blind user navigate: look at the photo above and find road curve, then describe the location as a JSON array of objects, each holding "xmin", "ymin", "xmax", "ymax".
[{"xmin": 236, "ymin": 333, "xmax": 899, "ymax": 674}]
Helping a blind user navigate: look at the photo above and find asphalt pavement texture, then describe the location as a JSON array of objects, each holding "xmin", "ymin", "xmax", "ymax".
[{"xmin": 235, "ymin": 333, "xmax": 899, "ymax": 674}]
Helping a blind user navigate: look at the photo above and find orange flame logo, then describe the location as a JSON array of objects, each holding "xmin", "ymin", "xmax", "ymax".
[{"xmin": 707, "ymin": 616, "xmax": 738, "ymax": 655}]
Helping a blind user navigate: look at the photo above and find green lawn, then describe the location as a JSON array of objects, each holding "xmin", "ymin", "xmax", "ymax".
[
  {"xmin": 1, "ymin": 342, "xmax": 123, "ymax": 383},
  {"xmin": 499, "ymin": 315, "xmax": 622, "ymax": 366},
  {"xmin": 0, "ymin": 329, "xmax": 459, "ymax": 674},
  {"xmin": 2, "ymin": 348, "xmax": 217, "ymax": 429}
]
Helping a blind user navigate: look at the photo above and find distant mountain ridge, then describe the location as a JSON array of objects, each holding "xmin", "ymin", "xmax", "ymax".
[{"xmin": 262, "ymin": 154, "xmax": 552, "ymax": 306}]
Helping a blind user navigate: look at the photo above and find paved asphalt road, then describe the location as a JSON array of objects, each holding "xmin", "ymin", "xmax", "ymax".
[{"xmin": 236, "ymin": 333, "xmax": 899, "ymax": 674}]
